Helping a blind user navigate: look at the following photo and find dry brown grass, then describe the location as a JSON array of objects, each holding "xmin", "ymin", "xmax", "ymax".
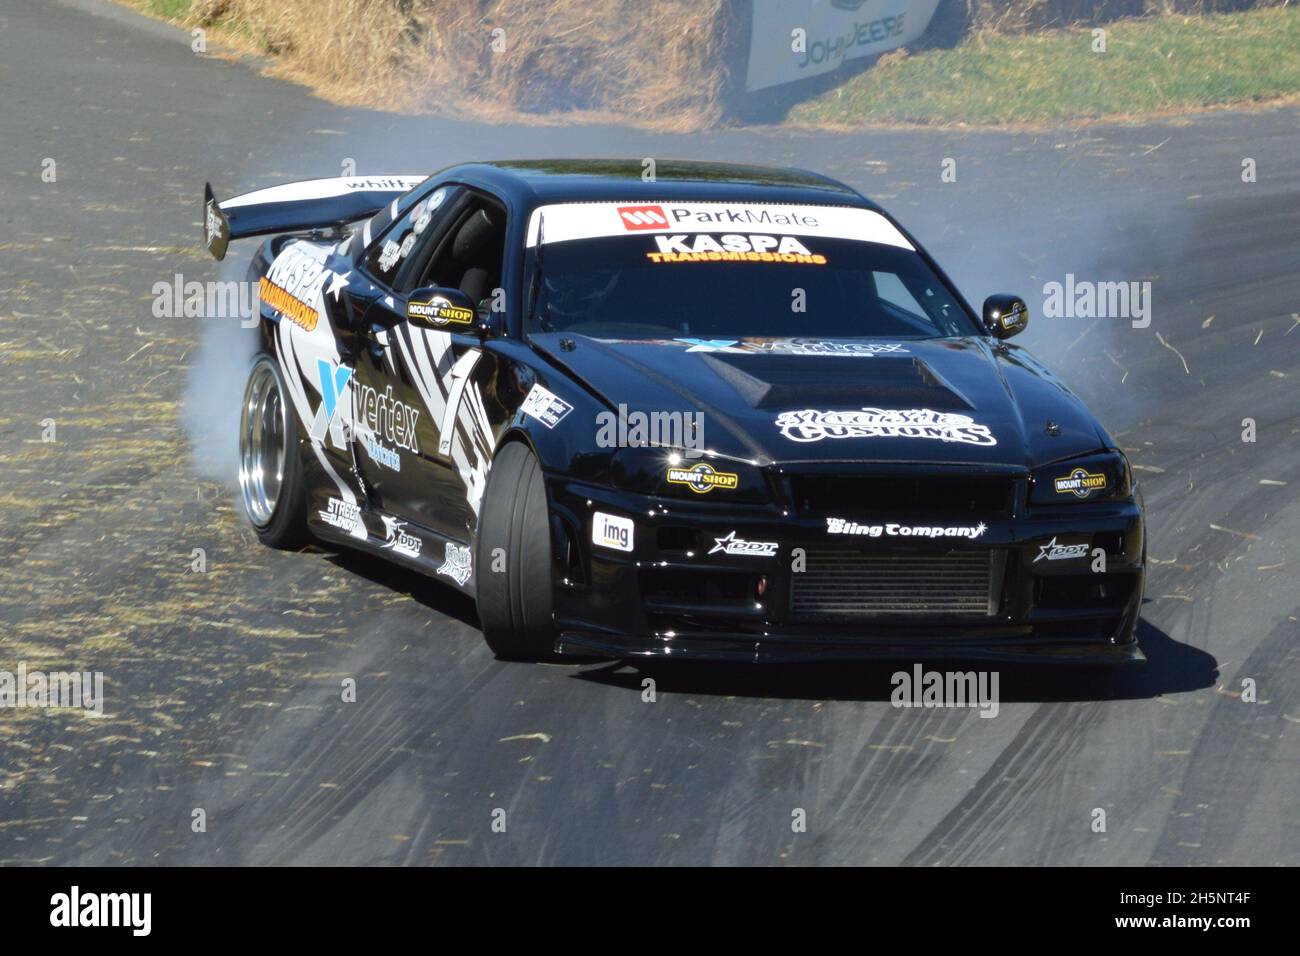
[{"xmin": 182, "ymin": 0, "xmax": 732, "ymax": 131}]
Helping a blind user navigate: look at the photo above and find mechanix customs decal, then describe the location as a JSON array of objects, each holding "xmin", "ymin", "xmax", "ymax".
[
  {"xmin": 1053, "ymin": 467, "xmax": 1108, "ymax": 499},
  {"xmin": 666, "ymin": 462, "xmax": 739, "ymax": 494},
  {"xmin": 319, "ymin": 497, "xmax": 366, "ymax": 538},
  {"xmin": 408, "ymin": 295, "xmax": 475, "ymax": 328},
  {"xmin": 592, "ymin": 511, "xmax": 634, "ymax": 552},
  {"xmin": 673, "ymin": 338, "xmax": 909, "ymax": 356},
  {"xmin": 437, "ymin": 541, "xmax": 472, "ymax": 585},
  {"xmin": 826, "ymin": 518, "xmax": 988, "ymax": 540},
  {"xmin": 380, "ymin": 516, "xmax": 421, "ymax": 559},
  {"xmin": 526, "ymin": 201, "xmax": 915, "ymax": 251},
  {"xmin": 776, "ymin": 408, "xmax": 998, "ymax": 446},
  {"xmin": 1035, "ymin": 537, "xmax": 1090, "ymax": 562},
  {"xmin": 519, "ymin": 384, "xmax": 573, "ymax": 429},
  {"xmin": 646, "ymin": 234, "xmax": 827, "ymax": 266},
  {"xmin": 709, "ymin": 531, "xmax": 779, "ymax": 557}
]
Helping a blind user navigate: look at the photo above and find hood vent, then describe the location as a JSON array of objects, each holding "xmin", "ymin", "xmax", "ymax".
[{"xmin": 702, "ymin": 353, "xmax": 974, "ymax": 411}]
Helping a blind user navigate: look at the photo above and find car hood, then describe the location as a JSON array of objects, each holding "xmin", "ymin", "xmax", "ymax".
[{"xmin": 529, "ymin": 334, "xmax": 1111, "ymax": 469}]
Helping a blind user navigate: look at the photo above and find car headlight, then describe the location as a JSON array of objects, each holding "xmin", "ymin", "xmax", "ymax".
[
  {"xmin": 1030, "ymin": 451, "xmax": 1132, "ymax": 505},
  {"xmin": 609, "ymin": 446, "xmax": 769, "ymax": 502}
]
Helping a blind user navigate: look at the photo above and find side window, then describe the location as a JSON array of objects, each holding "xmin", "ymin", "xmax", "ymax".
[
  {"xmin": 414, "ymin": 195, "xmax": 507, "ymax": 310},
  {"xmin": 364, "ymin": 185, "xmax": 458, "ymax": 287}
]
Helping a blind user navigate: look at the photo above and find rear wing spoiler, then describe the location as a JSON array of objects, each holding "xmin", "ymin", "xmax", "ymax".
[{"xmin": 203, "ymin": 175, "xmax": 427, "ymax": 260}]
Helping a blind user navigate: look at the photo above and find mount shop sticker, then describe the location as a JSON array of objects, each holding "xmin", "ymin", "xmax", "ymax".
[
  {"xmin": 776, "ymin": 408, "xmax": 998, "ymax": 446},
  {"xmin": 666, "ymin": 462, "xmax": 739, "ymax": 494},
  {"xmin": 1053, "ymin": 467, "xmax": 1108, "ymax": 498},
  {"xmin": 408, "ymin": 295, "xmax": 474, "ymax": 327},
  {"xmin": 527, "ymin": 202, "xmax": 915, "ymax": 251},
  {"xmin": 827, "ymin": 518, "xmax": 988, "ymax": 540},
  {"xmin": 646, "ymin": 234, "xmax": 827, "ymax": 265}
]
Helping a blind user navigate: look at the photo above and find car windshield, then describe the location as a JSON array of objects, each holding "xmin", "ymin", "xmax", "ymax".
[{"xmin": 526, "ymin": 201, "xmax": 979, "ymax": 339}]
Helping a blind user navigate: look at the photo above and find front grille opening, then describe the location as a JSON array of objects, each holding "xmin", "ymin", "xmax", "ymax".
[
  {"xmin": 1035, "ymin": 574, "xmax": 1136, "ymax": 610},
  {"xmin": 553, "ymin": 514, "xmax": 586, "ymax": 586},
  {"xmin": 790, "ymin": 475, "xmax": 1014, "ymax": 517},
  {"xmin": 791, "ymin": 547, "xmax": 995, "ymax": 616},
  {"xmin": 1093, "ymin": 532, "xmax": 1126, "ymax": 557},
  {"xmin": 641, "ymin": 567, "xmax": 754, "ymax": 605},
  {"xmin": 656, "ymin": 525, "xmax": 701, "ymax": 553}
]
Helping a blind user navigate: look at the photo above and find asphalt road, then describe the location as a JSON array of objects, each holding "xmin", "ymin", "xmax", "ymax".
[{"xmin": 0, "ymin": 0, "xmax": 1296, "ymax": 865}]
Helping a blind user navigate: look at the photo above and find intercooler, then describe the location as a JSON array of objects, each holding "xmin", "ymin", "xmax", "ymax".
[{"xmin": 790, "ymin": 546, "xmax": 1002, "ymax": 616}]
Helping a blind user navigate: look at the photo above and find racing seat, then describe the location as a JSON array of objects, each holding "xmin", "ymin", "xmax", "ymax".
[{"xmin": 450, "ymin": 205, "xmax": 504, "ymax": 309}]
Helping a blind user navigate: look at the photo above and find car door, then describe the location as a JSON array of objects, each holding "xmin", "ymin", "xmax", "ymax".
[{"xmin": 354, "ymin": 185, "xmax": 503, "ymax": 542}]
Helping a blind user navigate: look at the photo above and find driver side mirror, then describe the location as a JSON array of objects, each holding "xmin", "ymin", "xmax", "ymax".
[
  {"xmin": 407, "ymin": 286, "xmax": 500, "ymax": 339},
  {"xmin": 983, "ymin": 294, "xmax": 1029, "ymax": 340}
]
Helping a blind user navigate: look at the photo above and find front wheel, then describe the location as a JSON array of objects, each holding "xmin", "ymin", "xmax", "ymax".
[
  {"xmin": 239, "ymin": 353, "xmax": 310, "ymax": 549},
  {"xmin": 475, "ymin": 442, "xmax": 556, "ymax": 660}
]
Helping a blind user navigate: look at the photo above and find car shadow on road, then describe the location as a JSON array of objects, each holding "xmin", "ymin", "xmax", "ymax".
[
  {"xmin": 569, "ymin": 617, "xmax": 1219, "ymax": 704},
  {"xmin": 324, "ymin": 550, "xmax": 482, "ymax": 630}
]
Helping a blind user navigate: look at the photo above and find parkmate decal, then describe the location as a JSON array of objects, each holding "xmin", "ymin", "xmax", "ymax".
[
  {"xmin": 1053, "ymin": 467, "xmax": 1108, "ymax": 499},
  {"xmin": 666, "ymin": 462, "xmax": 740, "ymax": 494},
  {"xmin": 709, "ymin": 531, "xmax": 779, "ymax": 557},
  {"xmin": 1035, "ymin": 537, "xmax": 1090, "ymax": 562},
  {"xmin": 437, "ymin": 542, "xmax": 472, "ymax": 585},
  {"xmin": 355, "ymin": 382, "xmax": 420, "ymax": 454},
  {"xmin": 519, "ymin": 384, "xmax": 573, "ymax": 429},
  {"xmin": 776, "ymin": 408, "xmax": 998, "ymax": 446},
  {"xmin": 827, "ymin": 518, "xmax": 988, "ymax": 540},
  {"xmin": 528, "ymin": 202, "xmax": 915, "ymax": 250},
  {"xmin": 408, "ymin": 295, "xmax": 474, "ymax": 327},
  {"xmin": 647, "ymin": 234, "xmax": 826, "ymax": 265}
]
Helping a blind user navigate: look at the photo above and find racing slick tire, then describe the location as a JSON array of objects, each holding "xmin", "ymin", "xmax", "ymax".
[
  {"xmin": 475, "ymin": 442, "xmax": 556, "ymax": 660},
  {"xmin": 238, "ymin": 353, "xmax": 311, "ymax": 549}
]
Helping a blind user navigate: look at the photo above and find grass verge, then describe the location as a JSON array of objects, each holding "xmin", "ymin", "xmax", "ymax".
[{"xmin": 789, "ymin": 8, "xmax": 1300, "ymax": 128}]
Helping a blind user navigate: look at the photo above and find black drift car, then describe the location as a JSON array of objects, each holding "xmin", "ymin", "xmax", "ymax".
[{"xmin": 208, "ymin": 159, "xmax": 1145, "ymax": 664}]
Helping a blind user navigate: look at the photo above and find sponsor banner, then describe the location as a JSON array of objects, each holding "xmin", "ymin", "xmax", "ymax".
[
  {"xmin": 745, "ymin": 0, "xmax": 942, "ymax": 92},
  {"xmin": 646, "ymin": 233, "xmax": 827, "ymax": 266},
  {"xmin": 520, "ymin": 384, "xmax": 574, "ymax": 429},
  {"xmin": 592, "ymin": 511, "xmax": 634, "ymax": 552},
  {"xmin": 776, "ymin": 407, "xmax": 997, "ymax": 445},
  {"xmin": 526, "ymin": 202, "xmax": 913, "ymax": 250},
  {"xmin": 827, "ymin": 518, "xmax": 988, "ymax": 539}
]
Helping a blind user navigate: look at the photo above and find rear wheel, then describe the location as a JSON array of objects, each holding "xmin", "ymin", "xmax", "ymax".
[
  {"xmin": 475, "ymin": 442, "xmax": 556, "ymax": 660},
  {"xmin": 239, "ymin": 354, "xmax": 310, "ymax": 549}
]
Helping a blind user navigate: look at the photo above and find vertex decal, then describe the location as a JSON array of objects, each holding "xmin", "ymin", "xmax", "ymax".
[{"xmin": 310, "ymin": 359, "xmax": 354, "ymax": 450}]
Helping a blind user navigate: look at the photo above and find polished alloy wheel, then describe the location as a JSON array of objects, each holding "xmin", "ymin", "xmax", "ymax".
[{"xmin": 239, "ymin": 360, "xmax": 288, "ymax": 528}]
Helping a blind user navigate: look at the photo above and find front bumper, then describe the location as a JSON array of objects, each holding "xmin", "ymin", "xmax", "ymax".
[{"xmin": 546, "ymin": 467, "xmax": 1145, "ymax": 665}]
